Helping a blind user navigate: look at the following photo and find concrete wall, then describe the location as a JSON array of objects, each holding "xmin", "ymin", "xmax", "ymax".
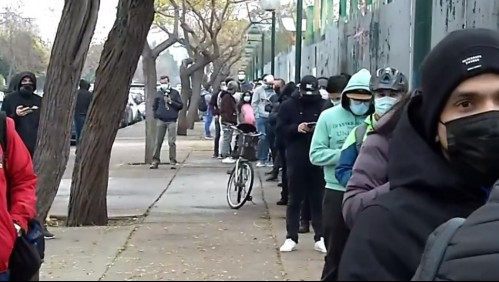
[{"xmin": 267, "ymin": 0, "xmax": 499, "ymax": 84}]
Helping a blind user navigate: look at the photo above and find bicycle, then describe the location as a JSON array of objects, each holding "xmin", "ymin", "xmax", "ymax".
[{"xmin": 226, "ymin": 124, "xmax": 261, "ymax": 209}]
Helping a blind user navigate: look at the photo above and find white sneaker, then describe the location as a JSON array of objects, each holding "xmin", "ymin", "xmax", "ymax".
[
  {"xmin": 222, "ymin": 157, "xmax": 236, "ymax": 164},
  {"xmin": 266, "ymin": 163, "xmax": 274, "ymax": 168},
  {"xmin": 314, "ymin": 238, "xmax": 327, "ymax": 254},
  {"xmin": 280, "ymin": 239, "xmax": 297, "ymax": 252},
  {"xmin": 256, "ymin": 162, "xmax": 266, "ymax": 168}
]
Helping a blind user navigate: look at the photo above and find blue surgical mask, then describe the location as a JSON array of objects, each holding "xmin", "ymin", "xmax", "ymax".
[
  {"xmin": 350, "ymin": 100, "xmax": 370, "ymax": 116},
  {"xmin": 375, "ymin": 96, "xmax": 399, "ymax": 116}
]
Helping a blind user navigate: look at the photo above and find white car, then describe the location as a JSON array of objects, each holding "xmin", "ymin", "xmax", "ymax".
[
  {"xmin": 137, "ymin": 102, "xmax": 146, "ymax": 119},
  {"xmin": 127, "ymin": 95, "xmax": 142, "ymax": 122}
]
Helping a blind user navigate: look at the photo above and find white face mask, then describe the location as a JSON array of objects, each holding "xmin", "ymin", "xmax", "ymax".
[
  {"xmin": 375, "ymin": 96, "xmax": 399, "ymax": 116},
  {"xmin": 319, "ymin": 89, "xmax": 329, "ymax": 100},
  {"xmin": 160, "ymin": 83, "xmax": 170, "ymax": 91},
  {"xmin": 332, "ymin": 99, "xmax": 341, "ymax": 106},
  {"xmin": 243, "ymin": 96, "xmax": 251, "ymax": 102},
  {"xmin": 238, "ymin": 75, "xmax": 246, "ymax": 81}
]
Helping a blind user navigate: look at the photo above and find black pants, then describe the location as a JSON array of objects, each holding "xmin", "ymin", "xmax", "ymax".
[
  {"xmin": 266, "ymin": 123, "xmax": 278, "ymax": 164},
  {"xmin": 286, "ymin": 164, "xmax": 324, "ymax": 243},
  {"xmin": 278, "ymin": 144, "xmax": 288, "ymax": 201},
  {"xmin": 321, "ymin": 189, "xmax": 350, "ymax": 281},
  {"xmin": 214, "ymin": 116, "xmax": 221, "ymax": 157},
  {"xmin": 301, "ymin": 194, "xmax": 311, "ymax": 222}
]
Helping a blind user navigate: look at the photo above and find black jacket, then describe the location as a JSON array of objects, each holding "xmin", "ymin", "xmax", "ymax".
[
  {"xmin": 152, "ymin": 88, "xmax": 183, "ymax": 122},
  {"xmin": 276, "ymin": 92, "xmax": 324, "ymax": 167},
  {"xmin": 75, "ymin": 88, "xmax": 92, "ymax": 116},
  {"xmin": 321, "ymin": 99, "xmax": 334, "ymax": 112},
  {"xmin": 338, "ymin": 96, "xmax": 485, "ymax": 281},
  {"xmin": 1, "ymin": 72, "xmax": 41, "ymax": 156},
  {"xmin": 420, "ymin": 186, "xmax": 499, "ymax": 281},
  {"xmin": 267, "ymin": 94, "xmax": 280, "ymax": 127}
]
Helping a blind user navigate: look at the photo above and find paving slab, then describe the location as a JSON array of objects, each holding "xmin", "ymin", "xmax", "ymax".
[
  {"xmin": 40, "ymin": 226, "xmax": 135, "ymax": 281},
  {"xmin": 103, "ymin": 154, "xmax": 285, "ymax": 281}
]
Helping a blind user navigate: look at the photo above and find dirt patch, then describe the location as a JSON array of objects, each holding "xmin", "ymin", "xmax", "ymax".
[{"xmin": 47, "ymin": 216, "xmax": 144, "ymax": 227}]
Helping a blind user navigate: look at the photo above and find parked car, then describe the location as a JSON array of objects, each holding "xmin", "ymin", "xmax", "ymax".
[
  {"xmin": 137, "ymin": 102, "xmax": 146, "ymax": 119},
  {"xmin": 128, "ymin": 95, "xmax": 142, "ymax": 123}
]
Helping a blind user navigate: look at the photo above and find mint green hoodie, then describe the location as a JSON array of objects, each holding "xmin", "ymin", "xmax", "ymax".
[{"xmin": 309, "ymin": 69, "xmax": 372, "ymax": 191}]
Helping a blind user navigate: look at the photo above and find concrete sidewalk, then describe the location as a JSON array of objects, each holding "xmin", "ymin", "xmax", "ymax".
[{"xmin": 40, "ymin": 122, "xmax": 324, "ymax": 281}]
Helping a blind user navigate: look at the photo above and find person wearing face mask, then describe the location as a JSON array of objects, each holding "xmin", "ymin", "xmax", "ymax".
[
  {"xmin": 335, "ymin": 67, "xmax": 408, "ymax": 188},
  {"xmin": 219, "ymin": 81, "xmax": 239, "ymax": 164},
  {"xmin": 321, "ymin": 74, "xmax": 350, "ymax": 112},
  {"xmin": 277, "ymin": 75, "xmax": 326, "ymax": 253},
  {"xmin": 265, "ymin": 78, "xmax": 286, "ymax": 181},
  {"xmin": 1, "ymin": 72, "xmax": 42, "ymax": 158},
  {"xmin": 251, "ymin": 74, "xmax": 276, "ymax": 167},
  {"xmin": 338, "ymin": 28, "xmax": 499, "ymax": 281},
  {"xmin": 151, "ymin": 75, "xmax": 184, "ymax": 169},
  {"xmin": 237, "ymin": 71, "xmax": 253, "ymax": 93},
  {"xmin": 309, "ymin": 68, "xmax": 373, "ymax": 281},
  {"xmin": 238, "ymin": 91, "xmax": 255, "ymax": 126}
]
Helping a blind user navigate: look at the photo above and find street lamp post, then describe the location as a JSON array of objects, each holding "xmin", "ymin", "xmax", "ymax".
[
  {"xmin": 260, "ymin": 0, "xmax": 280, "ymax": 76},
  {"xmin": 295, "ymin": 0, "xmax": 303, "ymax": 82},
  {"xmin": 261, "ymin": 32, "xmax": 265, "ymax": 77}
]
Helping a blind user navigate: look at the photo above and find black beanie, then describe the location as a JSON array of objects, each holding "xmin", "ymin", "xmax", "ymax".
[
  {"xmin": 326, "ymin": 75, "xmax": 349, "ymax": 93},
  {"xmin": 420, "ymin": 28, "xmax": 499, "ymax": 142}
]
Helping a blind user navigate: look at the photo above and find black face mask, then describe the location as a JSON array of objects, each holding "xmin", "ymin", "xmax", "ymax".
[
  {"xmin": 445, "ymin": 111, "xmax": 499, "ymax": 187},
  {"xmin": 20, "ymin": 84, "xmax": 34, "ymax": 93}
]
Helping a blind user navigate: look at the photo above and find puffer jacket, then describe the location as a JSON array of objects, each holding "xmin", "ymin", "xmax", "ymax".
[
  {"xmin": 341, "ymin": 114, "xmax": 391, "ymax": 229},
  {"xmin": 412, "ymin": 185, "xmax": 499, "ymax": 281}
]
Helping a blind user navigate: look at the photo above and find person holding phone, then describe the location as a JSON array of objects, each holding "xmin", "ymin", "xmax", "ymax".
[{"xmin": 276, "ymin": 75, "xmax": 326, "ymax": 253}]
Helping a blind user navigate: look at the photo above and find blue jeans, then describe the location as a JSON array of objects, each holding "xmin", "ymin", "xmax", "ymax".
[
  {"xmin": 74, "ymin": 114, "xmax": 87, "ymax": 145},
  {"xmin": 256, "ymin": 117, "xmax": 269, "ymax": 162},
  {"xmin": 204, "ymin": 110, "xmax": 213, "ymax": 137},
  {"xmin": 0, "ymin": 271, "xmax": 9, "ymax": 281}
]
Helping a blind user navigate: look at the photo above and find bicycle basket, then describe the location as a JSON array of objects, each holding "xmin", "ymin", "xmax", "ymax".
[{"xmin": 237, "ymin": 134, "xmax": 259, "ymax": 161}]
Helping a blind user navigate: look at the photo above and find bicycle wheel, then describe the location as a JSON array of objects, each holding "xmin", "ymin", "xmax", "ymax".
[{"xmin": 226, "ymin": 161, "xmax": 254, "ymax": 209}]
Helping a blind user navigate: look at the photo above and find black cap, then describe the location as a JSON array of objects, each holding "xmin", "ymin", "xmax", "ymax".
[
  {"xmin": 299, "ymin": 75, "xmax": 319, "ymax": 95},
  {"xmin": 420, "ymin": 28, "xmax": 499, "ymax": 142}
]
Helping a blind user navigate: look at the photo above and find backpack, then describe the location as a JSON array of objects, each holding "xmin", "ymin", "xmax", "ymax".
[
  {"xmin": 0, "ymin": 112, "xmax": 45, "ymax": 280},
  {"xmin": 198, "ymin": 94, "xmax": 208, "ymax": 112},
  {"xmin": 411, "ymin": 218, "xmax": 465, "ymax": 281},
  {"xmin": 354, "ymin": 123, "xmax": 368, "ymax": 151}
]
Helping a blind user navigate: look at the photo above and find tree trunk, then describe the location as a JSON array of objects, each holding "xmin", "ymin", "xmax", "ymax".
[
  {"xmin": 177, "ymin": 59, "xmax": 193, "ymax": 136},
  {"xmin": 34, "ymin": 0, "xmax": 100, "ymax": 224},
  {"xmin": 187, "ymin": 68, "xmax": 204, "ymax": 129},
  {"xmin": 142, "ymin": 44, "xmax": 157, "ymax": 164},
  {"xmin": 67, "ymin": 0, "xmax": 155, "ymax": 226}
]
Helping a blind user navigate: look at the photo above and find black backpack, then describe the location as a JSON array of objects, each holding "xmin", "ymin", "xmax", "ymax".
[
  {"xmin": 411, "ymin": 218, "xmax": 465, "ymax": 281},
  {"xmin": 0, "ymin": 112, "xmax": 45, "ymax": 280},
  {"xmin": 198, "ymin": 95, "xmax": 208, "ymax": 112}
]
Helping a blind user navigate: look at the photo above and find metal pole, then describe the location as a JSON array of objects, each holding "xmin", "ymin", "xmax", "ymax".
[
  {"xmin": 271, "ymin": 11, "xmax": 276, "ymax": 75},
  {"xmin": 261, "ymin": 32, "xmax": 265, "ymax": 77},
  {"xmin": 295, "ymin": 0, "xmax": 303, "ymax": 82}
]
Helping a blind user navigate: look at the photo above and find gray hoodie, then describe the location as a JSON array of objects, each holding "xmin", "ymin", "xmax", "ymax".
[
  {"xmin": 251, "ymin": 85, "xmax": 275, "ymax": 119},
  {"xmin": 342, "ymin": 114, "xmax": 390, "ymax": 229}
]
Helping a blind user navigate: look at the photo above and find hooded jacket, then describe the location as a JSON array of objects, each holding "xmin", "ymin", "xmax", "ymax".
[
  {"xmin": 276, "ymin": 91, "xmax": 324, "ymax": 167},
  {"xmin": 413, "ymin": 186, "xmax": 499, "ymax": 281},
  {"xmin": 338, "ymin": 96, "xmax": 485, "ymax": 281},
  {"xmin": 309, "ymin": 69, "xmax": 372, "ymax": 191},
  {"xmin": 341, "ymin": 113, "xmax": 391, "ymax": 229},
  {"xmin": 251, "ymin": 85, "xmax": 275, "ymax": 119},
  {"xmin": 1, "ymin": 72, "xmax": 42, "ymax": 156},
  {"xmin": 219, "ymin": 90, "xmax": 237, "ymax": 125},
  {"xmin": 0, "ymin": 117, "xmax": 37, "ymax": 273}
]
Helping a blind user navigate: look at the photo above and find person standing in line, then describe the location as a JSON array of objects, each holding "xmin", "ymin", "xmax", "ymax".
[
  {"xmin": 321, "ymin": 75, "xmax": 350, "ymax": 111},
  {"xmin": 252, "ymin": 74, "xmax": 276, "ymax": 167},
  {"xmin": 209, "ymin": 85, "xmax": 223, "ymax": 158},
  {"xmin": 219, "ymin": 81, "xmax": 239, "ymax": 164},
  {"xmin": 150, "ymin": 75, "xmax": 183, "ymax": 169},
  {"xmin": 265, "ymin": 78, "xmax": 285, "ymax": 181},
  {"xmin": 201, "ymin": 84, "xmax": 213, "ymax": 139},
  {"xmin": 1, "ymin": 71, "xmax": 55, "ymax": 240},
  {"xmin": 277, "ymin": 75, "xmax": 327, "ymax": 253},
  {"xmin": 74, "ymin": 79, "xmax": 92, "ymax": 145},
  {"xmin": 309, "ymin": 68, "xmax": 373, "ymax": 280}
]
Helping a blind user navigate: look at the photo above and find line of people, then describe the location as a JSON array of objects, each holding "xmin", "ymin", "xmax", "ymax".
[{"xmin": 270, "ymin": 27, "xmax": 499, "ymax": 282}]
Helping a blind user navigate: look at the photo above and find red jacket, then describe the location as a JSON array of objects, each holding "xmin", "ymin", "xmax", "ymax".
[{"xmin": 0, "ymin": 117, "xmax": 37, "ymax": 272}]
